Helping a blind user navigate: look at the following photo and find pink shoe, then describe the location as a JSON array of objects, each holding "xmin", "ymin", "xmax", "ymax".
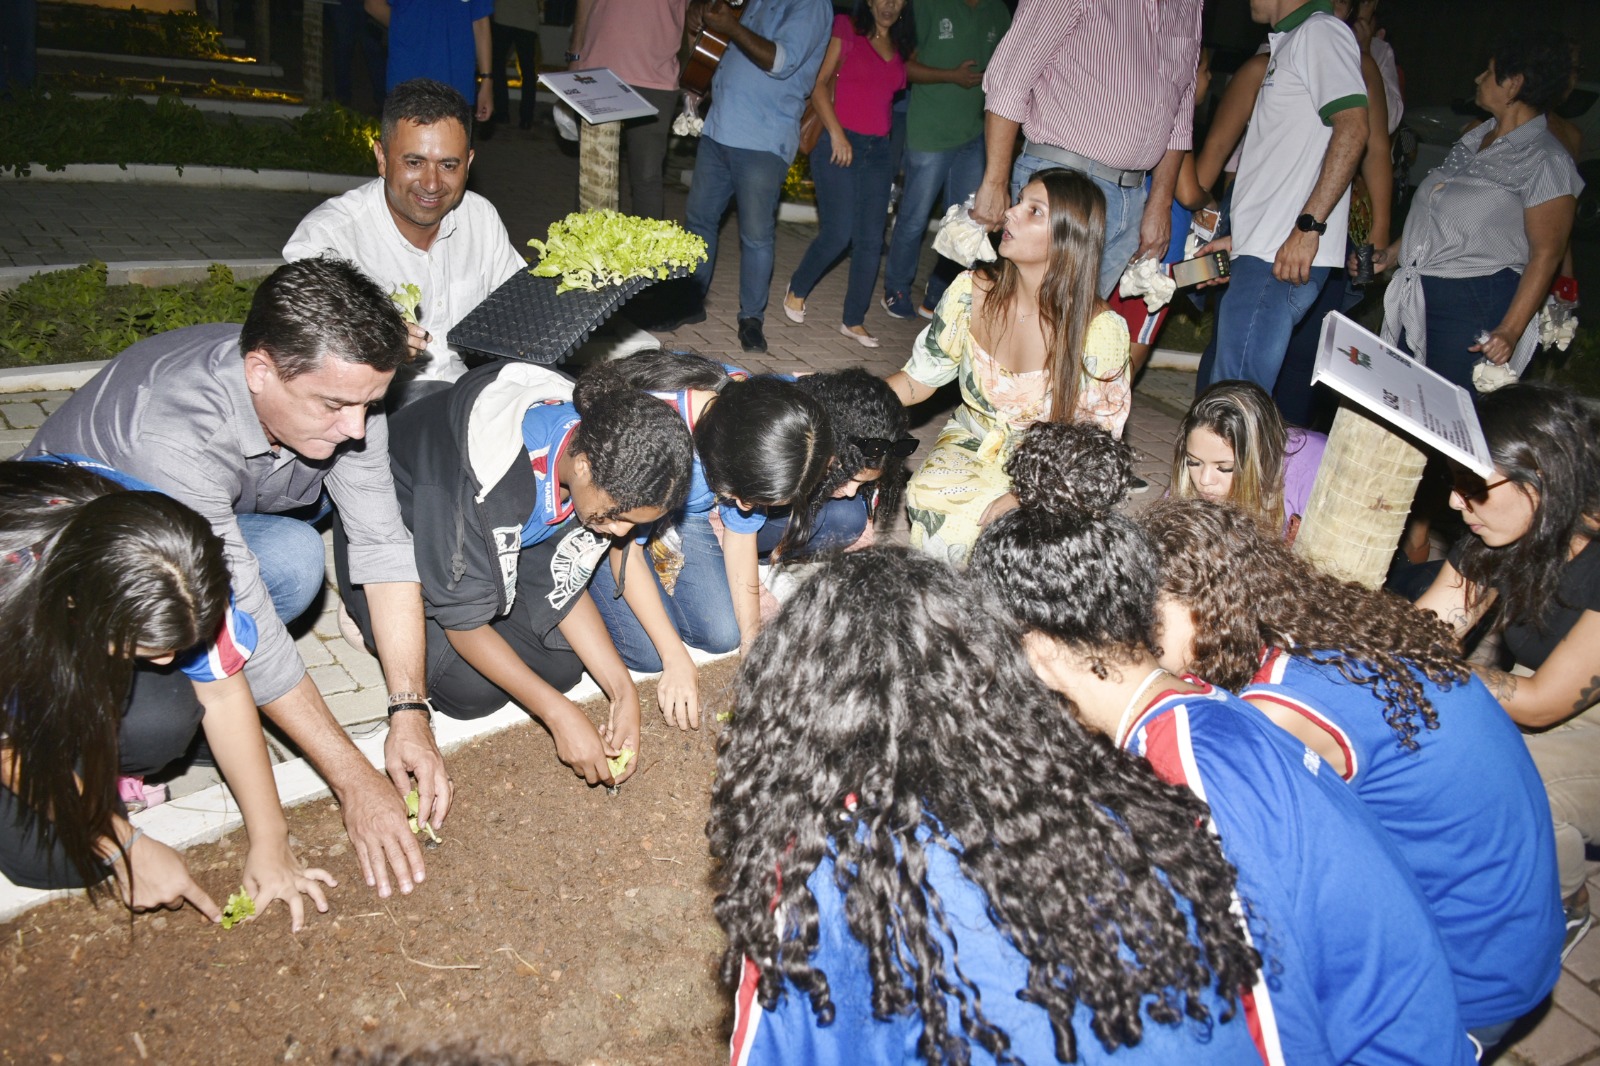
[
  {"xmin": 117, "ymin": 775, "xmax": 168, "ymax": 815},
  {"xmin": 839, "ymin": 324, "xmax": 880, "ymax": 348}
]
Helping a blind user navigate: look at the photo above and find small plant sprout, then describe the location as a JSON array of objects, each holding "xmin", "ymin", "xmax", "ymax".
[
  {"xmin": 220, "ymin": 887, "xmax": 255, "ymax": 929},
  {"xmin": 390, "ymin": 283, "xmax": 423, "ymax": 325},
  {"xmin": 404, "ymin": 788, "xmax": 442, "ymax": 844},
  {"xmin": 607, "ymin": 748, "xmax": 635, "ymax": 779}
]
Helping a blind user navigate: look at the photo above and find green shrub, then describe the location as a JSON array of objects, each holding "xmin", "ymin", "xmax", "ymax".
[
  {"xmin": 0, "ymin": 92, "xmax": 376, "ymax": 176},
  {"xmin": 0, "ymin": 262, "xmax": 261, "ymax": 368},
  {"xmin": 37, "ymin": 3, "xmax": 227, "ymax": 61}
]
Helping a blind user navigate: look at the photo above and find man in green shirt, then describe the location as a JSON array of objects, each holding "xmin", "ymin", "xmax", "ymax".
[{"xmin": 881, "ymin": 0, "xmax": 1011, "ymax": 320}]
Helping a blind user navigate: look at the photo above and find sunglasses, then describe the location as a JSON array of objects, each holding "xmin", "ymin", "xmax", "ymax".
[
  {"xmin": 1450, "ymin": 469, "xmax": 1512, "ymax": 506},
  {"xmin": 849, "ymin": 435, "xmax": 918, "ymax": 461}
]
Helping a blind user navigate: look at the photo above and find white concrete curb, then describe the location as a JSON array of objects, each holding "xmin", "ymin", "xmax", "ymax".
[
  {"xmin": 73, "ymin": 91, "xmax": 309, "ymax": 120},
  {"xmin": 6, "ymin": 164, "xmax": 366, "ymax": 194},
  {"xmin": 39, "ymin": 47, "xmax": 285, "ymax": 77},
  {"xmin": 0, "ymin": 645, "xmax": 737, "ymax": 922}
]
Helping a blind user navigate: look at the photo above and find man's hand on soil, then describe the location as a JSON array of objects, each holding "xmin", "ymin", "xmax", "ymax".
[
  {"xmin": 340, "ymin": 768, "xmax": 426, "ymax": 898},
  {"xmin": 385, "ymin": 711, "xmax": 452, "ymax": 829}
]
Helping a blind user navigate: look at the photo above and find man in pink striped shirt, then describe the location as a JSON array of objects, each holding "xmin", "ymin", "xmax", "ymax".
[{"xmin": 972, "ymin": 0, "xmax": 1203, "ymax": 298}]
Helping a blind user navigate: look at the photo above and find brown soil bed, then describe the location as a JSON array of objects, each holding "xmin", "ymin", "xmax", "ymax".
[{"xmin": 1, "ymin": 660, "xmax": 742, "ymax": 1066}]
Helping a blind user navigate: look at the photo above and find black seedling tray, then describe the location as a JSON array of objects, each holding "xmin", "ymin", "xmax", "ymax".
[{"xmin": 450, "ymin": 265, "xmax": 692, "ymax": 365}]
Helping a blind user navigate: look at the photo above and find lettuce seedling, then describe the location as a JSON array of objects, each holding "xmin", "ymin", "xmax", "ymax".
[{"xmin": 220, "ymin": 887, "xmax": 255, "ymax": 929}]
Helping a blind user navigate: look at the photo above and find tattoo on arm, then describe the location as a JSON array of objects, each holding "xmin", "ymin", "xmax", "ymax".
[
  {"xmin": 1573, "ymin": 674, "xmax": 1600, "ymax": 716},
  {"xmin": 1472, "ymin": 665, "xmax": 1520, "ymax": 705}
]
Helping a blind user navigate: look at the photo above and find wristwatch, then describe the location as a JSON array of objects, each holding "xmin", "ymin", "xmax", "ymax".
[
  {"xmin": 1295, "ymin": 213, "xmax": 1328, "ymax": 235},
  {"xmin": 564, "ymin": 51, "xmax": 582, "ymax": 64},
  {"xmin": 476, "ymin": 70, "xmax": 494, "ymax": 82}
]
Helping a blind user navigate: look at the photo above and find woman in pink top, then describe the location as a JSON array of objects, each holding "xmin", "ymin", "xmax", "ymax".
[{"xmin": 782, "ymin": 0, "xmax": 911, "ymax": 348}]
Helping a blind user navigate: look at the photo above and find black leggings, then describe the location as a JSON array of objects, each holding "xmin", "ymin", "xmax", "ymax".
[{"xmin": 0, "ymin": 664, "xmax": 202, "ymax": 890}]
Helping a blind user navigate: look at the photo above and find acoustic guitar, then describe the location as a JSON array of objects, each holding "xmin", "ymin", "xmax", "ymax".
[{"xmin": 680, "ymin": 0, "xmax": 745, "ymax": 95}]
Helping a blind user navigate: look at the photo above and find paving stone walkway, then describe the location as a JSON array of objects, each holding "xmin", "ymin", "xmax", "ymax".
[{"xmin": 2, "ymin": 124, "xmax": 1597, "ymax": 1066}]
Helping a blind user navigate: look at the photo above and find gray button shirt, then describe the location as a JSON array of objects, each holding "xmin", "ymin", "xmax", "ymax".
[
  {"xmin": 21, "ymin": 323, "xmax": 418, "ymax": 704},
  {"xmin": 1383, "ymin": 114, "xmax": 1583, "ymax": 369}
]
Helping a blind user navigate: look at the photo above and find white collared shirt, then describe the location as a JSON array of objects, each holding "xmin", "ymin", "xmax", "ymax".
[{"xmin": 284, "ymin": 179, "xmax": 526, "ymax": 381}]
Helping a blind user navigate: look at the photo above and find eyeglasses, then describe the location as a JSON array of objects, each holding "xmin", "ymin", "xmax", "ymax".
[
  {"xmin": 849, "ymin": 436, "xmax": 918, "ymax": 461},
  {"xmin": 1451, "ymin": 470, "xmax": 1512, "ymax": 506}
]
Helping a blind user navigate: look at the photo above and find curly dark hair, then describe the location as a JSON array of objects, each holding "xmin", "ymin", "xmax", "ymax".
[
  {"xmin": 570, "ymin": 385, "xmax": 693, "ymax": 523},
  {"xmin": 793, "ymin": 368, "xmax": 909, "ymax": 532},
  {"xmin": 971, "ymin": 423, "xmax": 1161, "ymax": 676},
  {"xmin": 710, "ymin": 547, "xmax": 1259, "ymax": 1064},
  {"xmin": 0, "ymin": 461, "xmax": 230, "ymax": 894},
  {"xmin": 381, "ymin": 77, "xmax": 475, "ymax": 144},
  {"xmin": 1488, "ymin": 31, "xmax": 1576, "ymax": 113},
  {"xmin": 1453, "ymin": 382, "xmax": 1600, "ymax": 635},
  {"xmin": 1140, "ymin": 496, "xmax": 1468, "ymax": 751},
  {"xmin": 239, "ymin": 257, "xmax": 410, "ymax": 380}
]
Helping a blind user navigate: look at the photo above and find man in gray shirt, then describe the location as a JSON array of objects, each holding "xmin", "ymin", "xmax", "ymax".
[{"xmin": 23, "ymin": 258, "xmax": 449, "ymax": 900}]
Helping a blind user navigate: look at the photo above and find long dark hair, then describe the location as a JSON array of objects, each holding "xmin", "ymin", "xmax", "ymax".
[
  {"xmin": 974, "ymin": 168, "xmax": 1111, "ymax": 428},
  {"xmin": 711, "ymin": 547, "xmax": 1259, "ymax": 1063},
  {"xmin": 1141, "ymin": 497, "xmax": 1468, "ymax": 752},
  {"xmin": 972, "ymin": 422, "xmax": 1161, "ymax": 676},
  {"xmin": 793, "ymin": 368, "xmax": 909, "ymax": 532},
  {"xmin": 850, "ymin": 0, "xmax": 915, "ymax": 61},
  {"xmin": 575, "ymin": 350, "xmax": 834, "ymax": 555},
  {"xmin": 0, "ymin": 462, "xmax": 230, "ymax": 894},
  {"xmin": 1455, "ymin": 382, "xmax": 1600, "ymax": 632}
]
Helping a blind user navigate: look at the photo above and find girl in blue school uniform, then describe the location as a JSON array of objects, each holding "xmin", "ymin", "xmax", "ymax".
[
  {"xmin": 1142, "ymin": 494, "xmax": 1563, "ymax": 1050},
  {"xmin": 714, "ymin": 547, "xmax": 1265, "ymax": 1065},
  {"xmin": 582, "ymin": 356, "xmax": 913, "ymax": 716},
  {"xmin": 971, "ymin": 422, "xmax": 1480, "ymax": 1066}
]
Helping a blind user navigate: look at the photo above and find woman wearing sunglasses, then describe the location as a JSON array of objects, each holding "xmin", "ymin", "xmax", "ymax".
[{"xmin": 1417, "ymin": 381, "xmax": 1600, "ymax": 960}]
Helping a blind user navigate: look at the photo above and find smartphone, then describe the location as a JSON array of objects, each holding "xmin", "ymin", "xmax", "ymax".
[{"xmin": 1171, "ymin": 250, "xmax": 1231, "ymax": 289}]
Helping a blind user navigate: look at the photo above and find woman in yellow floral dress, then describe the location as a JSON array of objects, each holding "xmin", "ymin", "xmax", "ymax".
[{"xmin": 886, "ymin": 168, "xmax": 1131, "ymax": 564}]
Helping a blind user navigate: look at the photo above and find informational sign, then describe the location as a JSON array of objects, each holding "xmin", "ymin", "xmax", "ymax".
[
  {"xmin": 1313, "ymin": 312, "xmax": 1493, "ymax": 475},
  {"xmin": 537, "ymin": 68, "xmax": 660, "ymax": 124}
]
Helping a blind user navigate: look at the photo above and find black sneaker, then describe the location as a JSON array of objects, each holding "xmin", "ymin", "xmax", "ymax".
[
  {"xmin": 652, "ymin": 304, "xmax": 707, "ymax": 332},
  {"xmin": 738, "ymin": 317, "xmax": 767, "ymax": 353},
  {"xmin": 1564, "ymin": 885, "xmax": 1593, "ymax": 962},
  {"xmin": 1129, "ymin": 475, "xmax": 1151, "ymax": 494}
]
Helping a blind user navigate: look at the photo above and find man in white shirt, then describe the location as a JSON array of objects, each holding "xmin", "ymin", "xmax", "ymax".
[
  {"xmin": 1200, "ymin": 0, "xmax": 1368, "ymax": 394},
  {"xmin": 284, "ymin": 78, "xmax": 525, "ymax": 389}
]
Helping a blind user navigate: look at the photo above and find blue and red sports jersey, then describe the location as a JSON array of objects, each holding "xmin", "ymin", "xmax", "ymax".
[
  {"xmin": 25, "ymin": 454, "xmax": 256, "ymax": 682},
  {"xmin": 1121, "ymin": 680, "xmax": 1478, "ymax": 1066},
  {"xmin": 1244, "ymin": 648, "xmax": 1562, "ymax": 1028},
  {"xmin": 519, "ymin": 400, "xmax": 581, "ymax": 546},
  {"xmin": 730, "ymin": 831, "xmax": 1263, "ymax": 1066}
]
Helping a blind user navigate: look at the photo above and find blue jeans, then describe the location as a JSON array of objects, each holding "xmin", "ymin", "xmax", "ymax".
[
  {"xmin": 1276, "ymin": 263, "xmax": 1364, "ymax": 428},
  {"xmin": 588, "ymin": 510, "xmax": 741, "ymax": 672},
  {"xmin": 1203, "ymin": 254, "xmax": 1332, "ymax": 394},
  {"xmin": 754, "ymin": 495, "xmax": 870, "ymax": 557},
  {"xmin": 884, "ymin": 134, "xmax": 986, "ymax": 302},
  {"xmin": 789, "ymin": 129, "xmax": 895, "ymax": 328},
  {"xmin": 1013, "ymin": 151, "xmax": 1145, "ymax": 299},
  {"xmin": 238, "ymin": 510, "xmax": 329, "ymax": 626},
  {"xmin": 685, "ymin": 136, "xmax": 791, "ymax": 322},
  {"xmin": 1397, "ymin": 269, "xmax": 1522, "ymax": 394}
]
